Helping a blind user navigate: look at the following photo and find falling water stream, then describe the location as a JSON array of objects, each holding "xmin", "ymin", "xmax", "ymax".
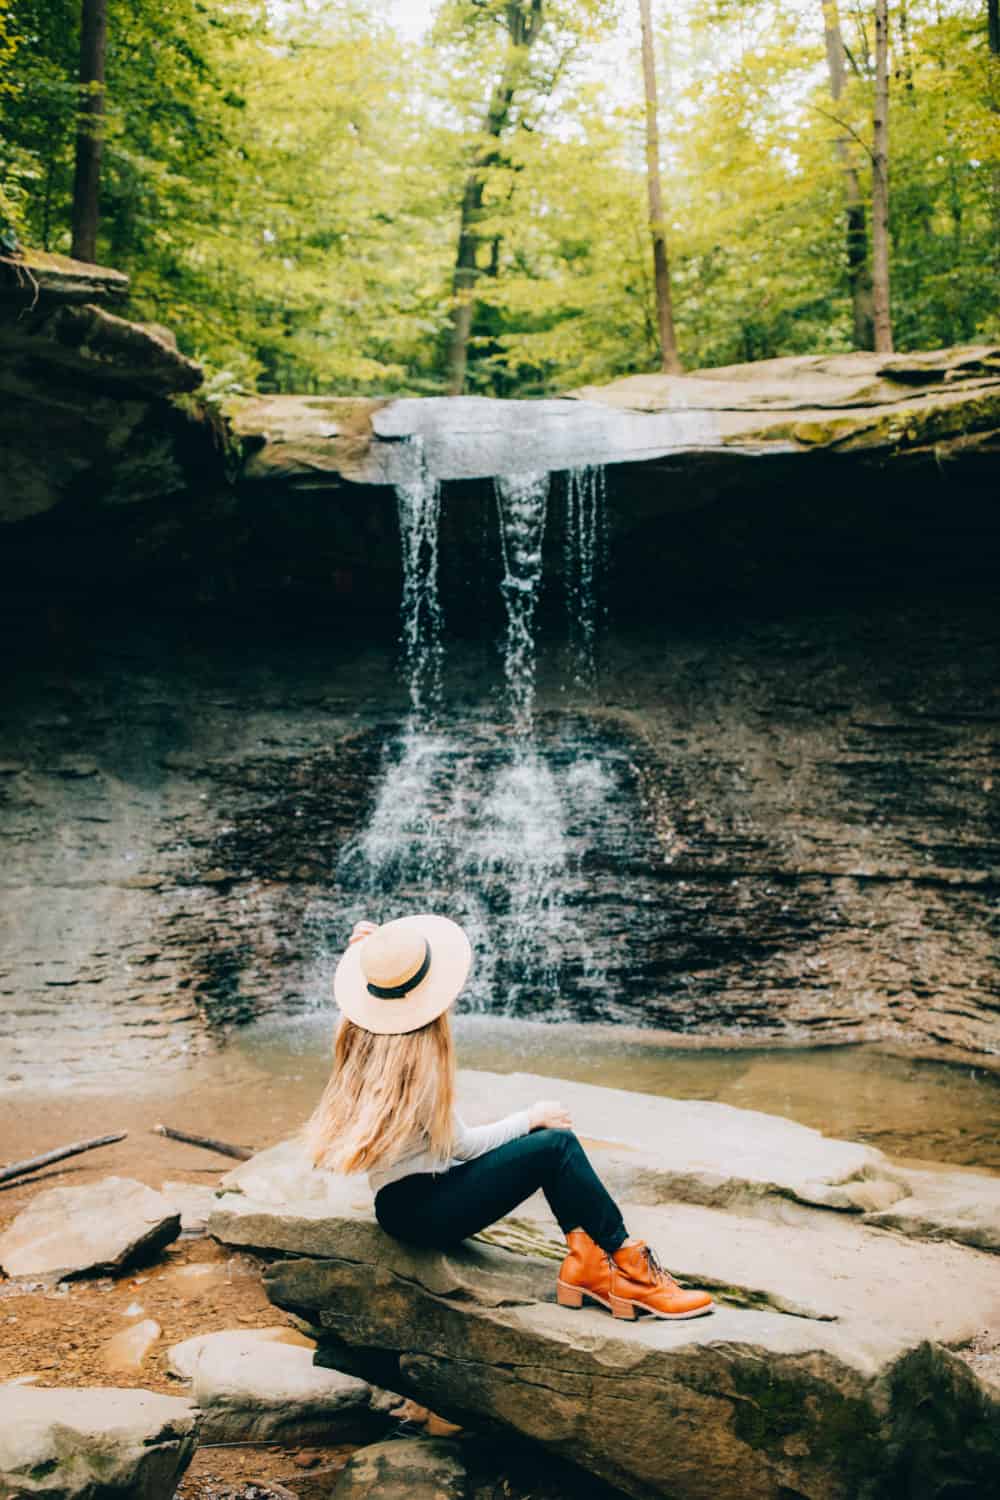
[
  {"xmin": 564, "ymin": 465, "xmax": 607, "ymax": 690},
  {"xmin": 495, "ymin": 471, "xmax": 550, "ymax": 736},
  {"xmin": 395, "ymin": 440, "xmax": 444, "ymax": 722},
  {"xmin": 334, "ymin": 463, "xmax": 615, "ymax": 1013}
]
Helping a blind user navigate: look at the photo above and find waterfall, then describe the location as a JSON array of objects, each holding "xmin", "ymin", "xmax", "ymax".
[
  {"xmin": 396, "ymin": 442, "xmax": 443, "ymax": 722},
  {"xmin": 494, "ymin": 472, "xmax": 550, "ymax": 736},
  {"xmin": 564, "ymin": 465, "xmax": 607, "ymax": 690},
  {"xmin": 334, "ymin": 718, "xmax": 635, "ymax": 1016},
  {"xmin": 331, "ymin": 461, "xmax": 621, "ymax": 1017}
]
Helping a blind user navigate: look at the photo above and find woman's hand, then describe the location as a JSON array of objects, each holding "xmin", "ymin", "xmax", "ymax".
[
  {"xmin": 530, "ymin": 1099, "xmax": 573, "ymax": 1132},
  {"xmin": 349, "ymin": 920, "xmax": 377, "ymax": 946}
]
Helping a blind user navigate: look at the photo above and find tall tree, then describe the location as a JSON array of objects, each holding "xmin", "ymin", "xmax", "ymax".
[
  {"xmin": 820, "ymin": 0, "xmax": 873, "ymax": 348},
  {"xmin": 445, "ymin": 0, "xmax": 545, "ymax": 395},
  {"xmin": 871, "ymin": 0, "xmax": 893, "ymax": 352},
  {"xmin": 638, "ymin": 0, "xmax": 680, "ymax": 373},
  {"xmin": 70, "ymin": 0, "xmax": 106, "ymax": 262},
  {"xmin": 988, "ymin": 0, "xmax": 1000, "ymax": 284}
]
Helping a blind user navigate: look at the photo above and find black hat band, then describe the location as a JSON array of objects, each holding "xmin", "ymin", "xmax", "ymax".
[{"xmin": 366, "ymin": 940, "xmax": 432, "ymax": 1000}]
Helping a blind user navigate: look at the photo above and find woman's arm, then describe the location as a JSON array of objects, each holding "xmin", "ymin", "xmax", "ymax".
[{"xmin": 451, "ymin": 1099, "xmax": 573, "ymax": 1161}]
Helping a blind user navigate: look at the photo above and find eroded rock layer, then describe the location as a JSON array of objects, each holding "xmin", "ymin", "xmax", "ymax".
[{"xmin": 1, "ymin": 603, "xmax": 997, "ymax": 1076}]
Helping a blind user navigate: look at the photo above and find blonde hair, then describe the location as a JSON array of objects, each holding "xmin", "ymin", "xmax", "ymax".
[{"xmin": 306, "ymin": 1013, "xmax": 455, "ymax": 1175}]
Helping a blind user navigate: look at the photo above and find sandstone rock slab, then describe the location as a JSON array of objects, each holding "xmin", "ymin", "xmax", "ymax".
[
  {"xmin": 332, "ymin": 1437, "xmax": 465, "ymax": 1500},
  {"xmin": 458, "ymin": 1070, "xmax": 904, "ymax": 1213},
  {"xmin": 0, "ymin": 1386, "xmax": 197, "ymax": 1498},
  {"xmin": 867, "ymin": 1164, "xmax": 1000, "ymax": 1253},
  {"xmin": 0, "ymin": 251, "xmax": 129, "ymax": 306},
  {"xmin": 0, "ymin": 1177, "xmax": 181, "ymax": 1281},
  {"xmin": 167, "ymin": 1328, "xmax": 375, "ymax": 1444},
  {"xmin": 257, "ymin": 1200, "xmax": 1000, "ymax": 1500},
  {"xmin": 160, "ymin": 1181, "xmax": 220, "ymax": 1235},
  {"xmin": 209, "ymin": 1127, "xmax": 1000, "ymax": 1500},
  {"xmin": 209, "ymin": 1068, "xmax": 1000, "ymax": 1257},
  {"xmin": 227, "ymin": 344, "xmax": 1000, "ymax": 493},
  {"xmin": 454, "ymin": 1072, "xmax": 1000, "ymax": 1252}
]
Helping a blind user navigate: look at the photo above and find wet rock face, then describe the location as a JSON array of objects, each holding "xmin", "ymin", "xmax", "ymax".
[
  {"xmin": 0, "ymin": 597, "xmax": 997, "ymax": 1084},
  {"xmin": 2, "ymin": 255, "xmax": 996, "ymax": 1082}
]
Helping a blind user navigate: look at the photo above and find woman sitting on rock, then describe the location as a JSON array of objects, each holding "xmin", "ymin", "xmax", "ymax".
[{"xmin": 307, "ymin": 913, "xmax": 713, "ymax": 1322}]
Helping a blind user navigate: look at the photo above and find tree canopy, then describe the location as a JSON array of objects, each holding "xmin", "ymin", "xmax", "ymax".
[{"xmin": 1, "ymin": 0, "xmax": 997, "ymax": 394}]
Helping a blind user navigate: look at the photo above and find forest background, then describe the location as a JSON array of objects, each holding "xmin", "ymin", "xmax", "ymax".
[{"xmin": 1, "ymin": 0, "xmax": 997, "ymax": 398}]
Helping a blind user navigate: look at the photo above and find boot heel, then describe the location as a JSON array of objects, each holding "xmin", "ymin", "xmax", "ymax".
[
  {"xmin": 610, "ymin": 1295, "xmax": 637, "ymax": 1320},
  {"xmin": 556, "ymin": 1281, "xmax": 584, "ymax": 1308}
]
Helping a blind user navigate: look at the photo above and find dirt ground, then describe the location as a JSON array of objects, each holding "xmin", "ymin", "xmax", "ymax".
[
  {"xmin": 0, "ymin": 1223, "xmax": 375, "ymax": 1498},
  {"xmin": 0, "ymin": 1101, "xmax": 407, "ymax": 1500}
]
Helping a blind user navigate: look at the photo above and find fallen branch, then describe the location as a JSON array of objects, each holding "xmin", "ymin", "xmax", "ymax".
[
  {"xmin": 153, "ymin": 1123, "xmax": 253, "ymax": 1160},
  {"xmin": 0, "ymin": 1131, "xmax": 127, "ymax": 1185}
]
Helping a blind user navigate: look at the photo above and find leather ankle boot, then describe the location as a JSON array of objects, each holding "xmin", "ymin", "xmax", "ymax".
[
  {"xmin": 608, "ymin": 1240, "xmax": 714, "ymax": 1320},
  {"xmin": 556, "ymin": 1228, "xmax": 613, "ymax": 1312}
]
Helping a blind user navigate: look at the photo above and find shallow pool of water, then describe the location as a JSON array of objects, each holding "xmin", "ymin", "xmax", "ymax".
[{"xmin": 232, "ymin": 1014, "xmax": 1000, "ymax": 1172}]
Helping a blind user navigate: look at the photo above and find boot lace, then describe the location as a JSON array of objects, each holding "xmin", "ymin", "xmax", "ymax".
[{"xmin": 642, "ymin": 1245, "xmax": 680, "ymax": 1290}]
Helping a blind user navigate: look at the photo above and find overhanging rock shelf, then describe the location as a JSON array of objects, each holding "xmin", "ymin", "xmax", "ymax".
[
  {"xmin": 227, "ymin": 345, "xmax": 1000, "ymax": 489},
  {"xmin": 2, "ymin": 250, "xmax": 998, "ymax": 529}
]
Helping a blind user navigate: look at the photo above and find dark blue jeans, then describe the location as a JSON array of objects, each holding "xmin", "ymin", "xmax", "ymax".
[{"xmin": 373, "ymin": 1128, "xmax": 628, "ymax": 1254}]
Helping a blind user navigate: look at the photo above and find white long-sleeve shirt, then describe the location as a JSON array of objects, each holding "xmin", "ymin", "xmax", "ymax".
[{"xmin": 368, "ymin": 1107, "xmax": 533, "ymax": 1194}]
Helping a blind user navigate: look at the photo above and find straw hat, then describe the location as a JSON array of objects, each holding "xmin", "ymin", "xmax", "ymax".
[{"xmin": 333, "ymin": 913, "xmax": 472, "ymax": 1035}]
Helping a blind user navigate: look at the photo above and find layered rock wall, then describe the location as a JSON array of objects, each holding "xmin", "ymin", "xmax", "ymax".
[{"xmin": 0, "ymin": 257, "xmax": 996, "ymax": 1062}]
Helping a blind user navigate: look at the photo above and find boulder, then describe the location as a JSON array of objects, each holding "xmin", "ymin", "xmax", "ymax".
[
  {"xmin": 167, "ymin": 1325, "xmax": 316, "ymax": 1382},
  {"xmin": 166, "ymin": 1328, "xmax": 377, "ymax": 1444},
  {"xmin": 208, "ymin": 1108, "xmax": 1000, "ymax": 1500},
  {"xmin": 0, "ymin": 1177, "xmax": 181, "ymax": 1281},
  {"xmin": 209, "ymin": 1071, "xmax": 1000, "ymax": 1255},
  {"xmin": 331, "ymin": 1438, "xmax": 466, "ymax": 1500},
  {"xmin": 0, "ymin": 1386, "xmax": 198, "ymax": 1498},
  {"xmin": 260, "ymin": 1203, "xmax": 1000, "ymax": 1500}
]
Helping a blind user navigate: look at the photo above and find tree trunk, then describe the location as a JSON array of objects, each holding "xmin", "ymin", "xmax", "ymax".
[
  {"xmin": 445, "ymin": 0, "xmax": 543, "ymax": 396},
  {"xmin": 820, "ymin": 1, "xmax": 874, "ymax": 348},
  {"xmin": 70, "ymin": 0, "xmax": 108, "ymax": 263},
  {"xmin": 638, "ymin": 0, "xmax": 681, "ymax": 373},
  {"xmin": 896, "ymin": 0, "xmax": 915, "ymax": 91},
  {"xmin": 987, "ymin": 1, "xmax": 1000, "ymax": 280},
  {"xmin": 871, "ymin": 0, "xmax": 893, "ymax": 353}
]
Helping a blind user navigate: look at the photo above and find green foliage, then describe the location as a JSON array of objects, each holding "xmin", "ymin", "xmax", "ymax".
[{"xmin": 0, "ymin": 0, "xmax": 996, "ymax": 393}]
